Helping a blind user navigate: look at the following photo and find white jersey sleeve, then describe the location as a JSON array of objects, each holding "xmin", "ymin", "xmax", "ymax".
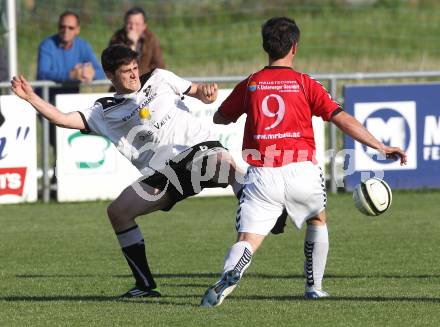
[
  {"xmin": 77, "ymin": 102, "xmax": 106, "ymax": 136},
  {"xmin": 155, "ymin": 68, "xmax": 192, "ymax": 97}
]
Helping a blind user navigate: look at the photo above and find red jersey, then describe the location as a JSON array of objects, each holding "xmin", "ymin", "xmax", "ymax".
[{"xmin": 219, "ymin": 66, "xmax": 341, "ymax": 167}]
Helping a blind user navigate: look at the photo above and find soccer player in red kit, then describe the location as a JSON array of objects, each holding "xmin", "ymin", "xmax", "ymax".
[{"xmin": 201, "ymin": 17, "xmax": 407, "ymax": 307}]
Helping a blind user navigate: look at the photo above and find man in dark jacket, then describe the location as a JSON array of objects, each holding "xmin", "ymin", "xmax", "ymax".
[{"xmin": 109, "ymin": 7, "xmax": 165, "ymax": 76}]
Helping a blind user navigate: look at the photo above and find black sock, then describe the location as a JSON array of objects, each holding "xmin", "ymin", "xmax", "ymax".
[{"xmin": 116, "ymin": 225, "xmax": 157, "ymax": 290}]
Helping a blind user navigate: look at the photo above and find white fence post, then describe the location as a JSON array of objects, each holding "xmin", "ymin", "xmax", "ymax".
[{"xmin": 6, "ymin": 0, "xmax": 17, "ymax": 79}]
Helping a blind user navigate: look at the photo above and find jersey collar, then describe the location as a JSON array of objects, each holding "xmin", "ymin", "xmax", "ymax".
[
  {"xmin": 264, "ymin": 66, "xmax": 294, "ymax": 70},
  {"xmin": 114, "ymin": 91, "xmax": 137, "ymax": 100}
]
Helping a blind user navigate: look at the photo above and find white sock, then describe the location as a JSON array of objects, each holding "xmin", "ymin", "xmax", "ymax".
[
  {"xmin": 223, "ymin": 241, "xmax": 253, "ymax": 277},
  {"xmin": 304, "ymin": 224, "xmax": 329, "ymax": 290},
  {"xmin": 116, "ymin": 225, "xmax": 144, "ymax": 248}
]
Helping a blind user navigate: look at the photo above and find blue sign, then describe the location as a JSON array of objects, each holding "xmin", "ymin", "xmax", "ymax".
[{"xmin": 344, "ymin": 83, "xmax": 440, "ymax": 190}]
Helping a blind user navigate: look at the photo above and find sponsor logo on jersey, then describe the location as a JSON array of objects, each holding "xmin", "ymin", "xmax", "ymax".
[
  {"xmin": 153, "ymin": 114, "xmax": 172, "ymax": 130},
  {"xmin": 122, "ymin": 89, "xmax": 157, "ymax": 122},
  {"xmin": 141, "ymin": 87, "xmax": 157, "ymax": 107},
  {"xmin": 250, "ymin": 80, "xmax": 300, "ymax": 92},
  {"xmin": 139, "ymin": 107, "xmax": 151, "ymax": 120},
  {"xmin": 122, "ymin": 108, "xmax": 139, "ymax": 122},
  {"xmin": 143, "ymin": 85, "xmax": 152, "ymax": 97},
  {"xmin": 354, "ymin": 101, "xmax": 416, "ymax": 170},
  {"xmin": 248, "ymin": 81, "xmax": 257, "ymax": 92},
  {"xmin": 253, "ymin": 131, "xmax": 301, "ymax": 140},
  {"xmin": 138, "ymin": 130, "xmax": 154, "ymax": 142},
  {"xmin": 0, "ymin": 167, "xmax": 27, "ymax": 196}
]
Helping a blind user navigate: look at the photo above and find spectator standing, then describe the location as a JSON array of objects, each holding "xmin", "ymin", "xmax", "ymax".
[{"xmin": 109, "ymin": 7, "xmax": 165, "ymax": 75}]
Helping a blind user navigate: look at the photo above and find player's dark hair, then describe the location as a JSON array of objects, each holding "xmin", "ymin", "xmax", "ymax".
[
  {"xmin": 101, "ymin": 45, "xmax": 138, "ymax": 73},
  {"xmin": 124, "ymin": 7, "xmax": 147, "ymax": 22},
  {"xmin": 262, "ymin": 17, "xmax": 300, "ymax": 60},
  {"xmin": 58, "ymin": 11, "xmax": 80, "ymax": 26}
]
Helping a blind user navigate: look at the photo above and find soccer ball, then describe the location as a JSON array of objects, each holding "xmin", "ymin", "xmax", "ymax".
[{"xmin": 352, "ymin": 178, "xmax": 392, "ymax": 216}]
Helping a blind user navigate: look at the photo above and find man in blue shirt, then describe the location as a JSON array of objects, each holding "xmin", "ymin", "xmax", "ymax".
[
  {"xmin": 37, "ymin": 11, "xmax": 104, "ymax": 84},
  {"xmin": 37, "ymin": 11, "xmax": 105, "ymax": 196}
]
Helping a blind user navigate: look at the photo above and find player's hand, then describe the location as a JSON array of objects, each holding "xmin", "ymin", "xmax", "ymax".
[
  {"xmin": 379, "ymin": 145, "xmax": 407, "ymax": 166},
  {"xmin": 11, "ymin": 75, "xmax": 35, "ymax": 101},
  {"xmin": 81, "ymin": 62, "xmax": 95, "ymax": 83},
  {"xmin": 197, "ymin": 83, "xmax": 218, "ymax": 104},
  {"xmin": 127, "ymin": 29, "xmax": 141, "ymax": 47}
]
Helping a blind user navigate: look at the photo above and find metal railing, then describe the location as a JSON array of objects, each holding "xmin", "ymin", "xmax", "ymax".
[{"xmin": 1, "ymin": 70, "xmax": 440, "ymax": 202}]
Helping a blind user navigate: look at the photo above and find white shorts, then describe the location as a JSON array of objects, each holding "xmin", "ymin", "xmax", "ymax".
[{"xmin": 236, "ymin": 161, "xmax": 326, "ymax": 235}]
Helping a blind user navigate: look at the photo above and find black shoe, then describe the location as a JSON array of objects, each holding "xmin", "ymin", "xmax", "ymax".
[
  {"xmin": 119, "ymin": 286, "xmax": 161, "ymax": 298},
  {"xmin": 271, "ymin": 209, "xmax": 288, "ymax": 235}
]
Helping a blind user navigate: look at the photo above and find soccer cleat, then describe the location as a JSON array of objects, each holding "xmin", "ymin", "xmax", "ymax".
[
  {"xmin": 200, "ymin": 269, "xmax": 241, "ymax": 307},
  {"xmin": 119, "ymin": 286, "xmax": 161, "ymax": 299},
  {"xmin": 271, "ymin": 209, "xmax": 288, "ymax": 235},
  {"xmin": 304, "ymin": 286, "xmax": 330, "ymax": 299}
]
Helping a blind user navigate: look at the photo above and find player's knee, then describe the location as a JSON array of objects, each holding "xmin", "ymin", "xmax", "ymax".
[
  {"xmin": 107, "ymin": 201, "xmax": 123, "ymax": 222},
  {"xmin": 237, "ymin": 232, "xmax": 265, "ymax": 252},
  {"xmin": 307, "ymin": 210, "xmax": 327, "ymax": 225}
]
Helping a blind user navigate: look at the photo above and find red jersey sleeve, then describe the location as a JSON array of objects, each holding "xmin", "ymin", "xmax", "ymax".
[
  {"xmin": 218, "ymin": 77, "xmax": 250, "ymax": 123},
  {"xmin": 303, "ymin": 74, "xmax": 341, "ymax": 121}
]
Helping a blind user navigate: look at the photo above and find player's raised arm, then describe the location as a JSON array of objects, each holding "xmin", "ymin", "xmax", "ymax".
[
  {"xmin": 187, "ymin": 82, "xmax": 218, "ymax": 104},
  {"xmin": 10, "ymin": 75, "xmax": 85, "ymax": 130},
  {"xmin": 331, "ymin": 110, "xmax": 407, "ymax": 165}
]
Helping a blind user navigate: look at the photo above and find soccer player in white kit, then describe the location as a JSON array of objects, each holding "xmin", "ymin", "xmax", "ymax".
[
  {"xmin": 201, "ymin": 17, "xmax": 407, "ymax": 307},
  {"xmin": 11, "ymin": 45, "xmax": 244, "ymax": 298}
]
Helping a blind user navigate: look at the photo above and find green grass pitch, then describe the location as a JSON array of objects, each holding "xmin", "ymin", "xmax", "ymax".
[{"xmin": 1, "ymin": 191, "xmax": 439, "ymax": 326}]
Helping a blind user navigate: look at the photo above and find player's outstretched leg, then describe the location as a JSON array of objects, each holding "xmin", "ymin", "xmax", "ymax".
[
  {"xmin": 304, "ymin": 223, "xmax": 330, "ymax": 299},
  {"xmin": 201, "ymin": 241, "xmax": 253, "ymax": 307},
  {"xmin": 107, "ymin": 182, "xmax": 171, "ymax": 298},
  {"xmin": 115, "ymin": 225, "xmax": 161, "ymax": 298},
  {"xmin": 201, "ymin": 269, "xmax": 241, "ymax": 307}
]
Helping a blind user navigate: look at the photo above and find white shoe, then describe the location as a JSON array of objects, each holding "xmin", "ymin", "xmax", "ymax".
[
  {"xmin": 201, "ymin": 269, "xmax": 241, "ymax": 307},
  {"xmin": 304, "ymin": 286, "xmax": 330, "ymax": 299}
]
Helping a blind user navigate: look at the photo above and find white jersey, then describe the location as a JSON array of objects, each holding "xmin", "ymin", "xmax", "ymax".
[{"xmin": 78, "ymin": 69, "xmax": 216, "ymax": 176}]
